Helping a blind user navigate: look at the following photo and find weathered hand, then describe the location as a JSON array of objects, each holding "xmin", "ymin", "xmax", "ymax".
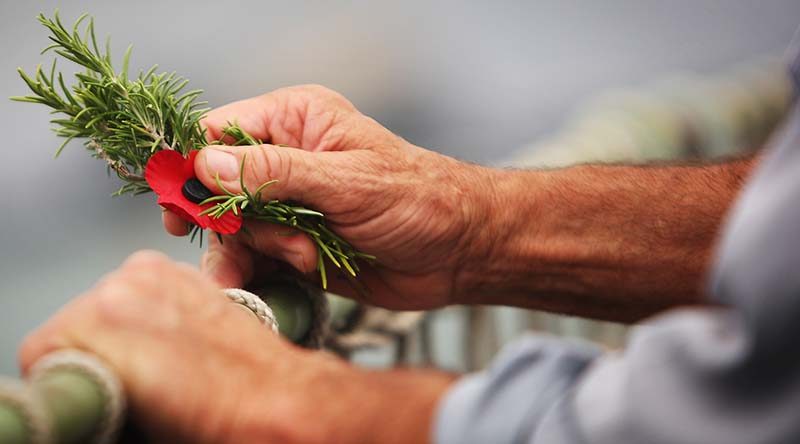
[
  {"xmin": 164, "ymin": 85, "xmax": 495, "ymax": 309},
  {"xmin": 19, "ymin": 251, "xmax": 452, "ymax": 444}
]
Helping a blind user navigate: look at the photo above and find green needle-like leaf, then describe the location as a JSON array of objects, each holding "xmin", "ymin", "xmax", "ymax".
[{"xmin": 14, "ymin": 11, "xmax": 373, "ymax": 287}]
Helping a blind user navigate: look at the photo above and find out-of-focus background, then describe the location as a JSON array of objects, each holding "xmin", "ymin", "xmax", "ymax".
[{"xmin": 1, "ymin": 0, "xmax": 799, "ymax": 374}]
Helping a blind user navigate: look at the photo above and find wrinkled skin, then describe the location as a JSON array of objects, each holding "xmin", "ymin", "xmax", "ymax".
[
  {"xmin": 19, "ymin": 251, "xmax": 452, "ymax": 444},
  {"xmin": 163, "ymin": 85, "xmax": 497, "ymax": 309},
  {"xmin": 20, "ymin": 83, "xmax": 749, "ymax": 443}
]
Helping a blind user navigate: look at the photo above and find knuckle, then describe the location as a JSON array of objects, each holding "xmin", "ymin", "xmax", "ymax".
[
  {"xmin": 18, "ymin": 333, "xmax": 42, "ymax": 372},
  {"xmin": 173, "ymin": 261, "xmax": 204, "ymax": 282},
  {"xmin": 123, "ymin": 250, "xmax": 171, "ymax": 271},
  {"xmin": 251, "ymin": 146, "xmax": 290, "ymax": 190},
  {"xmin": 296, "ymin": 84, "xmax": 354, "ymax": 109},
  {"xmin": 92, "ymin": 266, "xmax": 196, "ymax": 329},
  {"xmin": 298, "ymin": 83, "xmax": 334, "ymax": 96},
  {"xmin": 94, "ymin": 284, "xmax": 181, "ymax": 333},
  {"xmin": 94, "ymin": 272, "xmax": 154, "ymax": 308},
  {"xmin": 107, "ymin": 257, "xmax": 174, "ymax": 305}
]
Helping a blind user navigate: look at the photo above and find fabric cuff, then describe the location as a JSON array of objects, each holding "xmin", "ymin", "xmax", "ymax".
[{"xmin": 433, "ymin": 334, "xmax": 602, "ymax": 444}]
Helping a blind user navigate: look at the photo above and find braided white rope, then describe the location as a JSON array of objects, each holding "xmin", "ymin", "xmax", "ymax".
[
  {"xmin": 0, "ymin": 290, "xmax": 294, "ymax": 444},
  {"xmin": 0, "ymin": 377, "xmax": 52, "ymax": 444},
  {"xmin": 240, "ymin": 281, "xmax": 330, "ymax": 349},
  {"xmin": 222, "ymin": 288, "xmax": 280, "ymax": 333},
  {"xmin": 229, "ymin": 278, "xmax": 419, "ymax": 353},
  {"xmin": 28, "ymin": 350, "xmax": 125, "ymax": 444}
]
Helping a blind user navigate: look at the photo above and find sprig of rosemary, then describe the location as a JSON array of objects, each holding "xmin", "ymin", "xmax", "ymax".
[
  {"xmin": 198, "ymin": 153, "xmax": 375, "ymax": 289},
  {"xmin": 12, "ymin": 13, "xmax": 207, "ymax": 196},
  {"xmin": 12, "ymin": 12, "xmax": 372, "ymax": 288}
]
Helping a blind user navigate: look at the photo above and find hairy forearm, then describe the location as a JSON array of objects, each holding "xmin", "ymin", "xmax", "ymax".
[
  {"xmin": 355, "ymin": 369, "xmax": 456, "ymax": 444},
  {"xmin": 459, "ymin": 156, "xmax": 758, "ymax": 322},
  {"xmin": 255, "ymin": 352, "xmax": 455, "ymax": 444}
]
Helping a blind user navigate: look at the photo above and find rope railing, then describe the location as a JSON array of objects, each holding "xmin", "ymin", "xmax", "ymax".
[
  {"xmin": 2, "ymin": 56, "xmax": 794, "ymax": 443},
  {"xmin": 0, "ymin": 284, "xmax": 334, "ymax": 444}
]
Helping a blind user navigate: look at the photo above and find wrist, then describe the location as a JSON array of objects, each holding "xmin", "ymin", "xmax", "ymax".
[
  {"xmin": 454, "ymin": 166, "xmax": 548, "ymax": 305},
  {"xmin": 243, "ymin": 351, "xmax": 455, "ymax": 444},
  {"xmin": 353, "ymin": 369, "xmax": 456, "ymax": 444},
  {"xmin": 452, "ymin": 159, "xmax": 735, "ymax": 320}
]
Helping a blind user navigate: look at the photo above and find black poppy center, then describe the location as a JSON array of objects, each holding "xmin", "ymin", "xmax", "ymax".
[{"xmin": 182, "ymin": 178, "xmax": 214, "ymax": 204}]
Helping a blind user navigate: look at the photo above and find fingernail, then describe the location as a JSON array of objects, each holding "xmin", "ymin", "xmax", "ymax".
[
  {"xmin": 204, "ymin": 149, "xmax": 239, "ymax": 181},
  {"xmin": 282, "ymin": 251, "xmax": 307, "ymax": 273}
]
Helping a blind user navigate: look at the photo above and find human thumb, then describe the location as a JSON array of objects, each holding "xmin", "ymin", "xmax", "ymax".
[{"xmin": 195, "ymin": 144, "xmax": 332, "ymax": 206}]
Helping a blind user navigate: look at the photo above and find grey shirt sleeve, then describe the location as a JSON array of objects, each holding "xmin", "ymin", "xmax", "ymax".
[
  {"xmin": 435, "ymin": 335, "xmax": 602, "ymax": 444},
  {"xmin": 572, "ymin": 103, "xmax": 800, "ymax": 444},
  {"xmin": 435, "ymin": 44, "xmax": 800, "ymax": 444}
]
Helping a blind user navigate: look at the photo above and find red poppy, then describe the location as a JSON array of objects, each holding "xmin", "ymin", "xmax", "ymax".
[{"xmin": 145, "ymin": 149, "xmax": 242, "ymax": 234}]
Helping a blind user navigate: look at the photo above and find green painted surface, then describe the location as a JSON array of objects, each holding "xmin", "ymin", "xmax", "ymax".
[
  {"xmin": 0, "ymin": 281, "xmax": 350, "ymax": 444},
  {"xmin": 327, "ymin": 293, "xmax": 359, "ymax": 328},
  {"xmin": 0, "ymin": 402, "xmax": 28, "ymax": 444},
  {"xmin": 261, "ymin": 282, "xmax": 313, "ymax": 341},
  {"xmin": 34, "ymin": 370, "xmax": 105, "ymax": 444}
]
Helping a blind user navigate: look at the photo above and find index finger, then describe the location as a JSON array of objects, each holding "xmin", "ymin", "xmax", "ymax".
[
  {"xmin": 202, "ymin": 94, "xmax": 276, "ymax": 143},
  {"xmin": 162, "ymin": 209, "xmax": 190, "ymax": 236},
  {"xmin": 200, "ymin": 85, "xmax": 355, "ymax": 149}
]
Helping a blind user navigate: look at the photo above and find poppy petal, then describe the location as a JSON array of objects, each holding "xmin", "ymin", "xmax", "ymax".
[
  {"xmin": 146, "ymin": 149, "xmax": 242, "ymax": 235},
  {"xmin": 145, "ymin": 150, "xmax": 196, "ymax": 196}
]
